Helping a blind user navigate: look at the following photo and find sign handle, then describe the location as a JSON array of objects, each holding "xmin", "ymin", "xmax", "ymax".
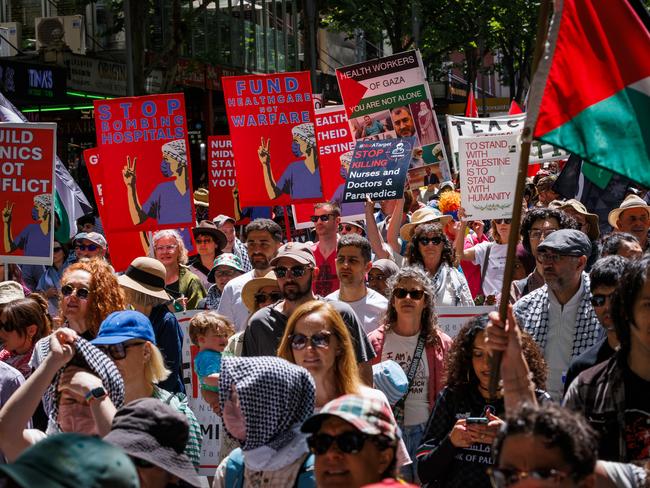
[{"xmin": 283, "ymin": 206, "xmax": 292, "ymax": 241}]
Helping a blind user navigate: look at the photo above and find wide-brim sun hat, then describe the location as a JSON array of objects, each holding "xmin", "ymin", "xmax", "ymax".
[
  {"xmin": 548, "ymin": 198, "xmax": 600, "ymax": 241},
  {"xmin": 207, "ymin": 253, "xmax": 245, "ymax": 283},
  {"xmin": 399, "ymin": 207, "xmax": 452, "ymax": 242},
  {"xmin": 192, "ymin": 220, "xmax": 227, "ymax": 251},
  {"xmin": 118, "ymin": 257, "xmax": 171, "ymax": 301},
  {"xmin": 241, "ymin": 271, "xmax": 279, "ymax": 312},
  {"xmin": 607, "ymin": 194, "xmax": 650, "ymax": 228}
]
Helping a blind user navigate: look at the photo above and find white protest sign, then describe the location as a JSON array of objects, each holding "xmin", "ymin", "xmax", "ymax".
[
  {"xmin": 459, "ymin": 133, "xmax": 519, "ymax": 220},
  {"xmin": 177, "ymin": 310, "xmax": 223, "ymax": 476},
  {"xmin": 446, "ymin": 114, "xmax": 568, "ymax": 172},
  {"xmin": 437, "ymin": 306, "xmax": 497, "ymax": 338}
]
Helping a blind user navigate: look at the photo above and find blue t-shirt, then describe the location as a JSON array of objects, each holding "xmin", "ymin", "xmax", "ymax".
[
  {"xmin": 277, "ymin": 161, "xmax": 322, "ymax": 199},
  {"xmin": 365, "ymin": 120, "xmax": 384, "ymax": 136},
  {"xmin": 15, "ymin": 223, "xmax": 50, "ymax": 257},
  {"xmin": 143, "ymin": 181, "xmax": 192, "ymax": 225}
]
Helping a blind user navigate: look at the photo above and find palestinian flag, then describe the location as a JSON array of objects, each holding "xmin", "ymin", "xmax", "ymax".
[{"xmin": 526, "ymin": 0, "xmax": 650, "ymax": 188}]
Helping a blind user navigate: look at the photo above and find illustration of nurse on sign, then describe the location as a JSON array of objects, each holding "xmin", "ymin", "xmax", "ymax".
[
  {"xmin": 2, "ymin": 193, "xmax": 52, "ymax": 257},
  {"xmin": 123, "ymin": 139, "xmax": 192, "ymax": 225},
  {"xmin": 258, "ymin": 123, "xmax": 323, "ymax": 200}
]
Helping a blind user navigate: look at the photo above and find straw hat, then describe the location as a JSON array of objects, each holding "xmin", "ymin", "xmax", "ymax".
[
  {"xmin": 549, "ymin": 199, "xmax": 600, "ymax": 241},
  {"xmin": 607, "ymin": 194, "xmax": 650, "ymax": 228},
  {"xmin": 399, "ymin": 207, "xmax": 452, "ymax": 242},
  {"xmin": 118, "ymin": 257, "xmax": 171, "ymax": 301},
  {"xmin": 241, "ymin": 271, "xmax": 280, "ymax": 313},
  {"xmin": 193, "ymin": 188, "xmax": 209, "ymax": 207}
]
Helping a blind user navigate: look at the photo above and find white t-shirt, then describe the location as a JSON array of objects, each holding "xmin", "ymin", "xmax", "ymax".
[
  {"xmin": 326, "ymin": 288, "xmax": 388, "ymax": 334},
  {"xmin": 471, "ymin": 242, "xmax": 508, "ymax": 296},
  {"xmin": 381, "ymin": 332, "xmax": 429, "ymax": 426}
]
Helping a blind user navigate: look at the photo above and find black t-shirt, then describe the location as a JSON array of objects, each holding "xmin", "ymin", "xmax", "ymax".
[
  {"xmin": 623, "ymin": 365, "xmax": 650, "ymax": 461},
  {"xmin": 242, "ymin": 297, "xmax": 375, "ymax": 363}
]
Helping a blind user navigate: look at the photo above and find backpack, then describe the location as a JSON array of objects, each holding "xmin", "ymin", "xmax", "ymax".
[{"xmin": 224, "ymin": 448, "xmax": 315, "ymax": 488}]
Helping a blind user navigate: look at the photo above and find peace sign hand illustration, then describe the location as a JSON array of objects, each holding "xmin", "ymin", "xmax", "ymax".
[
  {"xmin": 258, "ymin": 137, "xmax": 271, "ymax": 166},
  {"xmin": 2, "ymin": 201, "xmax": 13, "ymax": 223},
  {"xmin": 123, "ymin": 156, "xmax": 137, "ymax": 187}
]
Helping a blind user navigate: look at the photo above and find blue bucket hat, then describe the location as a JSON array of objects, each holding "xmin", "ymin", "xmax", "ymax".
[{"xmin": 91, "ymin": 310, "xmax": 156, "ymax": 346}]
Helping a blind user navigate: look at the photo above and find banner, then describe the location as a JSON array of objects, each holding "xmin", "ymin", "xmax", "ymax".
[
  {"xmin": 342, "ymin": 138, "xmax": 414, "ymax": 203},
  {"xmin": 177, "ymin": 311, "xmax": 223, "ymax": 476},
  {"xmin": 336, "ymin": 50, "xmax": 451, "ymax": 189},
  {"xmin": 437, "ymin": 306, "xmax": 497, "ymax": 338},
  {"xmin": 222, "ymin": 72, "xmax": 323, "ymax": 207},
  {"xmin": 93, "ymin": 94, "xmax": 195, "ymax": 232},
  {"xmin": 292, "ymin": 105, "xmax": 364, "ymax": 230},
  {"xmin": 459, "ymin": 133, "xmax": 519, "ymax": 220},
  {"xmin": 446, "ymin": 114, "xmax": 569, "ymax": 172},
  {"xmin": 0, "ymin": 123, "xmax": 56, "ymax": 265},
  {"xmin": 207, "ymin": 136, "xmax": 271, "ymax": 224}
]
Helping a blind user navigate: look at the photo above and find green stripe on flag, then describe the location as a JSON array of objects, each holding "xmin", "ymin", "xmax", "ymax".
[
  {"xmin": 539, "ymin": 86, "xmax": 650, "ymax": 188},
  {"xmin": 351, "ymin": 85, "xmax": 427, "ymax": 117},
  {"xmin": 54, "ymin": 191, "xmax": 72, "ymax": 244}
]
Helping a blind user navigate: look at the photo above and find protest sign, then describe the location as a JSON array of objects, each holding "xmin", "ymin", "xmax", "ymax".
[
  {"xmin": 336, "ymin": 50, "xmax": 451, "ymax": 189},
  {"xmin": 207, "ymin": 136, "xmax": 271, "ymax": 223},
  {"xmin": 0, "ymin": 123, "xmax": 55, "ymax": 265},
  {"xmin": 93, "ymin": 94, "xmax": 195, "ymax": 232},
  {"xmin": 446, "ymin": 113, "xmax": 569, "ymax": 172},
  {"xmin": 292, "ymin": 105, "xmax": 364, "ymax": 230},
  {"xmin": 459, "ymin": 133, "xmax": 520, "ymax": 220},
  {"xmin": 342, "ymin": 138, "xmax": 414, "ymax": 203},
  {"xmin": 437, "ymin": 306, "xmax": 497, "ymax": 338},
  {"xmin": 177, "ymin": 310, "xmax": 222, "ymax": 476},
  {"xmin": 222, "ymin": 72, "xmax": 323, "ymax": 207}
]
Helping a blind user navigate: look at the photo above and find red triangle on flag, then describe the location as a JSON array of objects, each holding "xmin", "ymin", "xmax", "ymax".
[
  {"xmin": 508, "ymin": 100, "xmax": 524, "ymax": 114},
  {"xmin": 336, "ymin": 71, "xmax": 369, "ymax": 118},
  {"xmin": 465, "ymin": 87, "xmax": 478, "ymax": 117}
]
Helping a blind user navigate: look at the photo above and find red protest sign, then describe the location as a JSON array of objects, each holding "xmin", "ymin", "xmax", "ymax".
[
  {"xmin": 207, "ymin": 136, "xmax": 271, "ymax": 224},
  {"xmin": 0, "ymin": 123, "xmax": 56, "ymax": 264},
  {"xmin": 222, "ymin": 72, "xmax": 323, "ymax": 207},
  {"xmin": 93, "ymin": 94, "xmax": 195, "ymax": 233}
]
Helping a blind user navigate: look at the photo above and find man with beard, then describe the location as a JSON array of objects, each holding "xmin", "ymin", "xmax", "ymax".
[
  {"xmin": 390, "ymin": 107, "xmax": 416, "ymax": 138},
  {"xmin": 217, "ymin": 218, "xmax": 282, "ymax": 331},
  {"xmin": 242, "ymin": 242, "xmax": 375, "ymax": 383},
  {"xmin": 513, "ymin": 229, "xmax": 601, "ymax": 401}
]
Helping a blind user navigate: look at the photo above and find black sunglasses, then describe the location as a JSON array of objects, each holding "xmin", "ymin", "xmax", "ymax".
[
  {"xmin": 129, "ymin": 456, "xmax": 155, "ymax": 469},
  {"xmin": 493, "ymin": 219, "xmax": 512, "ymax": 225},
  {"xmin": 274, "ymin": 265, "xmax": 310, "ymax": 278},
  {"xmin": 339, "ymin": 224, "xmax": 356, "ymax": 232},
  {"xmin": 289, "ymin": 331, "xmax": 332, "ymax": 350},
  {"xmin": 419, "ymin": 236, "xmax": 443, "ymax": 246},
  {"xmin": 75, "ymin": 243, "xmax": 99, "ymax": 251},
  {"xmin": 53, "ymin": 246, "xmax": 64, "ymax": 252},
  {"xmin": 393, "ymin": 288, "xmax": 425, "ymax": 300},
  {"xmin": 308, "ymin": 431, "xmax": 371, "ymax": 455},
  {"xmin": 310, "ymin": 214, "xmax": 334, "ymax": 223},
  {"xmin": 590, "ymin": 294, "xmax": 612, "ymax": 307},
  {"xmin": 96, "ymin": 341, "xmax": 145, "ymax": 361},
  {"xmin": 61, "ymin": 284, "xmax": 90, "ymax": 300},
  {"xmin": 255, "ymin": 291, "xmax": 283, "ymax": 303}
]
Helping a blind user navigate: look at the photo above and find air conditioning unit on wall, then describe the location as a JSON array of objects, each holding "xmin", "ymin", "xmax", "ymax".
[
  {"xmin": 35, "ymin": 15, "xmax": 86, "ymax": 55},
  {"xmin": 0, "ymin": 22, "xmax": 21, "ymax": 57}
]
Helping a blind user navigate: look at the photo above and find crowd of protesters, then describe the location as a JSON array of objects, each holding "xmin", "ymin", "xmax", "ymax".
[{"xmin": 1, "ymin": 169, "xmax": 650, "ymax": 488}]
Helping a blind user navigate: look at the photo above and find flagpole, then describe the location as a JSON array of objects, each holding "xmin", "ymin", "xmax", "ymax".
[{"xmin": 488, "ymin": 0, "xmax": 553, "ymax": 398}]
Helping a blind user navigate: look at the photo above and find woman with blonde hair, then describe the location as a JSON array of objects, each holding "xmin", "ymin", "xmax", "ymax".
[
  {"xmin": 91, "ymin": 310, "xmax": 202, "ymax": 467},
  {"xmin": 152, "ymin": 229, "xmax": 206, "ymax": 310}
]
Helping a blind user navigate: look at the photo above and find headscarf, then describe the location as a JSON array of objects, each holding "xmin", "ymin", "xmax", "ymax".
[
  {"xmin": 44, "ymin": 337, "xmax": 125, "ymax": 431},
  {"xmin": 161, "ymin": 139, "xmax": 188, "ymax": 166},
  {"xmin": 34, "ymin": 193, "xmax": 52, "ymax": 212},
  {"xmin": 291, "ymin": 123, "xmax": 316, "ymax": 149},
  {"xmin": 219, "ymin": 356, "xmax": 315, "ymax": 452}
]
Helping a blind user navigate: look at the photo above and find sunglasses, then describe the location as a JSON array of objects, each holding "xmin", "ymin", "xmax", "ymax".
[
  {"xmin": 307, "ymin": 431, "xmax": 371, "ymax": 455},
  {"xmin": 419, "ymin": 236, "xmax": 443, "ymax": 246},
  {"xmin": 487, "ymin": 467, "xmax": 570, "ymax": 487},
  {"xmin": 74, "ymin": 244, "xmax": 99, "ymax": 251},
  {"xmin": 393, "ymin": 287, "xmax": 425, "ymax": 300},
  {"xmin": 255, "ymin": 291, "xmax": 283, "ymax": 303},
  {"xmin": 310, "ymin": 214, "xmax": 334, "ymax": 223},
  {"xmin": 590, "ymin": 293, "xmax": 612, "ymax": 307},
  {"xmin": 215, "ymin": 269, "xmax": 239, "ymax": 278},
  {"xmin": 129, "ymin": 456, "xmax": 155, "ymax": 469},
  {"xmin": 61, "ymin": 284, "xmax": 90, "ymax": 300},
  {"xmin": 289, "ymin": 331, "xmax": 332, "ymax": 350},
  {"xmin": 274, "ymin": 265, "xmax": 310, "ymax": 278},
  {"xmin": 493, "ymin": 219, "xmax": 512, "ymax": 225},
  {"xmin": 96, "ymin": 341, "xmax": 145, "ymax": 361},
  {"xmin": 53, "ymin": 246, "xmax": 64, "ymax": 252},
  {"xmin": 195, "ymin": 238, "xmax": 214, "ymax": 244},
  {"xmin": 338, "ymin": 224, "xmax": 356, "ymax": 232}
]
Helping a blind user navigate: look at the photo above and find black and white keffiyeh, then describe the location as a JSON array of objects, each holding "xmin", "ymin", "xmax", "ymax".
[
  {"xmin": 219, "ymin": 356, "xmax": 315, "ymax": 451},
  {"xmin": 43, "ymin": 337, "xmax": 125, "ymax": 431},
  {"xmin": 513, "ymin": 272, "xmax": 601, "ymax": 358}
]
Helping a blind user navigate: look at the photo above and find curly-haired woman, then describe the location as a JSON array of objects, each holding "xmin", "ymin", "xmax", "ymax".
[
  {"xmin": 416, "ymin": 314, "xmax": 550, "ymax": 487},
  {"xmin": 406, "ymin": 223, "xmax": 473, "ymax": 306},
  {"xmin": 367, "ymin": 266, "xmax": 453, "ymax": 481}
]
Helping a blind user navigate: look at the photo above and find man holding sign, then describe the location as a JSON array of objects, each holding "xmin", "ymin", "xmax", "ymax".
[
  {"xmin": 2, "ymin": 194, "xmax": 51, "ymax": 257},
  {"xmin": 258, "ymin": 123, "xmax": 322, "ymax": 200}
]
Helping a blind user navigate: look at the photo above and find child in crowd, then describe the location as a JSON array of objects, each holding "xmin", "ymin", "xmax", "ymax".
[{"xmin": 189, "ymin": 311, "xmax": 235, "ymax": 391}]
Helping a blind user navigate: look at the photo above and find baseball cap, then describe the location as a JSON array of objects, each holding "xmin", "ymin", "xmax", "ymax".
[
  {"xmin": 270, "ymin": 242, "xmax": 316, "ymax": 266},
  {"xmin": 73, "ymin": 231, "xmax": 107, "ymax": 249},
  {"xmin": 302, "ymin": 394, "xmax": 398, "ymax": 442},
  {"xmin": 537, "ymin": 229, "xmax": 592, "ymax": 257},
  {"xmin": 0, "ymin": 433, "xmax": 139, "ymax": 488},
  {"xmin": 91, "ymin": 310, "xmax": 156, "ymax": 346},
  {"xmin": 213, "ymin": 214, "xmax": 236, "ymax": 227}
]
